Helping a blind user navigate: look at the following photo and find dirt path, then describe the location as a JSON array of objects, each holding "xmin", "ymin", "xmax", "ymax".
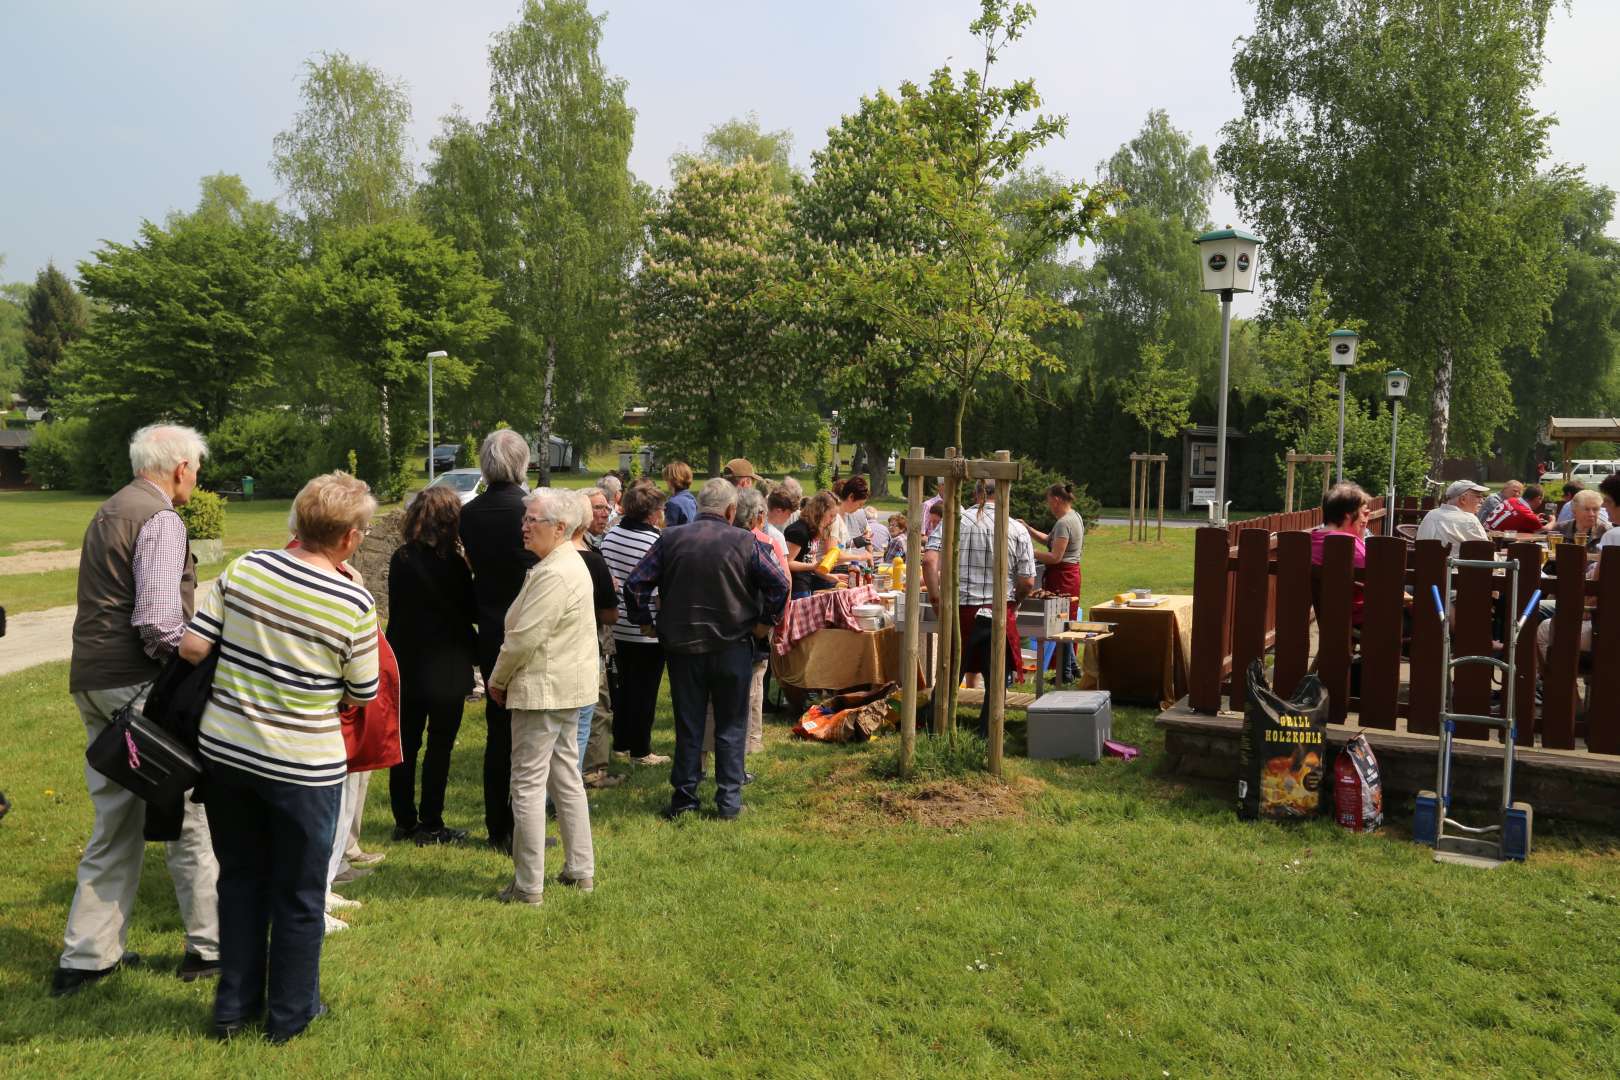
[
  {"xmin": 0, "ymin": 549, "xmax": 80, "ymax": 575},
  {"xmin": 1, "ymin": 603, "xmax": 76, "ymax": 676}
]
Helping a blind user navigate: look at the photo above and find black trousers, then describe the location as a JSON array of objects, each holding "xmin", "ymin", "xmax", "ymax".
[
  {"xmin": 612, "ymin": 641, "xmax": 665, "ymax": 758},
  {"xmin": 481, "ymin": 691, "xmax": 514, "ymax": 846},
  {"xmin": 389, "ymin": 692, "xmax": 465, "ymax": 832},
  {"xmin": 667, "ymin": 643, "xmax": 752, "ymax": 815}
]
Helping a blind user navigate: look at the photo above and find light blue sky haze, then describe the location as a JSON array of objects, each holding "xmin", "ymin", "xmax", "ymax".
[{"xmin": 3, "ymin": 0, "xmax": 1616, "ymax": 307}]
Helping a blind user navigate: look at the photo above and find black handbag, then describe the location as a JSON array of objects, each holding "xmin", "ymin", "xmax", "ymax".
[{"xmin": 86, "ymin": 689, "xmax": 204, "ymax": 806}]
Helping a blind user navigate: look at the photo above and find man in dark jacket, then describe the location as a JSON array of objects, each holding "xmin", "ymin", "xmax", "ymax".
[
  {"xmin": 458, "ymin": 429, "xmax": 538, "ymax": 853},
  {"xmin": 624, "ymin": 478, "xmax": 788, "ymax": 819}
]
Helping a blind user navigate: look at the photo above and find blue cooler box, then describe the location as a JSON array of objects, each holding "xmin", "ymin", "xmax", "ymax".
[{"xmin": 1025, "ymin": 690, "xmax": 1112, "ymax": 762}]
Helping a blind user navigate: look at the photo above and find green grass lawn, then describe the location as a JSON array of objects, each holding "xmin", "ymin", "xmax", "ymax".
[{"xmin": 4, "ymin": 660, "xmax": 1619, "ymax": 1077}]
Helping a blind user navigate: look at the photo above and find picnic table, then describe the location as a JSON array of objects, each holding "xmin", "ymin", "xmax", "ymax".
[{"xmin": 1079, "ymin": 594, "xmax": 1195, "ymax": 708}]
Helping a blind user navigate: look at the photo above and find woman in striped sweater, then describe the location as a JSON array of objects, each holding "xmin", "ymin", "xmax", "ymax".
[{"xmin": 180, "ymin": 471, "xmax": 378, "ymax": 1044}]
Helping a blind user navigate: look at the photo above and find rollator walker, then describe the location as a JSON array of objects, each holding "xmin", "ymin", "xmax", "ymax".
[{"xmin": 1412, "ymin": 555, "xmax": 1538, "ymax": 868}]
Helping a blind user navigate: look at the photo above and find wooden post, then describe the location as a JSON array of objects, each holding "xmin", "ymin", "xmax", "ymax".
[
  {"xmin": 934, "ymin": 448, "xmax": 959, "ymax": 733},
  {"xmin": 1156, "ymin": 457, "xmax": 1166, "ymax": 541},
  {"xmin": 1284, "ymin": 451, "xmax": 1297, "ymax": 514},
  {"xmin": 899, "ymin": 447, "xmax": 925, "ymax": 777},
  {"xmin": 987, "ymin": 450, "xmax": 1012, "ymax": 777},
  {"xmin": 1127, "ymin": 451, "xmax": 1139, "ymax": 543}
]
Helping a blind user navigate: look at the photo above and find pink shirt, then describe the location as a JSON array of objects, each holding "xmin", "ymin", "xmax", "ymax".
[{"xmin": 1310, "ymin": 526, "xmax": 1366, "ymax": 625}]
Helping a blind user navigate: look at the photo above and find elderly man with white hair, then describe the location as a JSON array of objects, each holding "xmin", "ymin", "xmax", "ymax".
[
  {"xmin": 1415, "ymin": 479, "xmax": 1493, "ymax": 558},
  {"xmin": 624, "ymin": 478, "xmax": 789, "ymax": 820},
  {"xmin": 53, "ymin": 424, "xmax": 221, "ymax": 997},
  {"xmin": 488, "ymin": 488, "xmax": 599, "ymax": 904},
  {"xmin": 459, "ymin": 429, "xmax": 537, "ymax": 854}
]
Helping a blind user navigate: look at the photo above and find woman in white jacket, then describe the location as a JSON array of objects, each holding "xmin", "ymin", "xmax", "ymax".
[{"xmin": 488, "ymin": 488, "xmax": 598, "ymax": 905}]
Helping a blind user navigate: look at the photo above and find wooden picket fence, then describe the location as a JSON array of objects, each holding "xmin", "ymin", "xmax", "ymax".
[{"xmin": 1187, "ymin": 522, "xmax": 1620, "ymax": 755}]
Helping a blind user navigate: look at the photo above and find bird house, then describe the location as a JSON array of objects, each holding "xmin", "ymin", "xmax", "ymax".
[
  {"xmin": 1193, "ymin": 226, "xmax": 1262, "ymax": 293},
  {"xmin": 1384, "ymin": 369, "xmax": 1411, "ymax": 400},
  {"xmin": 1328, "ymin": 329, "xmax": 1360, "ymax": 368}
]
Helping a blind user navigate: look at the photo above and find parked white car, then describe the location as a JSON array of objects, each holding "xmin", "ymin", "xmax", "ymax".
[
  {"xmin": 419, "ymin": 468, "xmax": 484, "ymax": 505},
  {"xmin": 1540, "ymin": 460, "xmax": 1620, "ymax": 486}
]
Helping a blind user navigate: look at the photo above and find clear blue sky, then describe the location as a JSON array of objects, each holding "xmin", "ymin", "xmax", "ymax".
[{"xmin": 4, "ymin": 0, "xmax": 1617, "ymax": 303}]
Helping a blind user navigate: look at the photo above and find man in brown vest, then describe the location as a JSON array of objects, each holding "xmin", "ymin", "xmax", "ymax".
[{"xmin": 52, "ymin": 424, "xmax": 221, "ymax": 997}]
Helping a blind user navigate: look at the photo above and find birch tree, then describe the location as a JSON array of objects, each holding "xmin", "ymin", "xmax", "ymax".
[
  {"xmin": 1218, "ymin": 0, "xmax": 1567, "ymax": 471},
  {"xmin": 424, "ymin": 0, "xmax": 640, "ymax": 483}
]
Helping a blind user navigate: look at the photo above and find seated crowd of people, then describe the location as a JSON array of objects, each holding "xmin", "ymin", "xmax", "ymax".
[
  {"xmin": 50, "ymin": 424, "xmax": 1086, "ymax": 1044},
  {"xmin": 1310, "ymin": 472, "xmax": 1620, "ymax": 703}
]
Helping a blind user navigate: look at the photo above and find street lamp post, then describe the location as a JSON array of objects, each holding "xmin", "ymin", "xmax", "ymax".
[
  {"xmin": 426, "ymin": 350, "xmax": 447, "ymax": 482},
  {"xmin": 1193, "ymin": 226, "xmax": 1263, "ymax": 527},
  {"xmin": 1384, "ymin": 369, "xmax": 1411, "ymax": 536},
  {"xmin": 830, "ymin": 409, "xmax": 840, "ymax": 480},
  {"xmin": 1328, "ymin": 329, "xmax": 1361, "ymax": 484}
]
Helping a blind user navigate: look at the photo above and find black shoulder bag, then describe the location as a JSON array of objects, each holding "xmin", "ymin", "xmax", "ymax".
[{"xmin": 86, "ymin": 684, "xmax": 204, "ymax": 806}]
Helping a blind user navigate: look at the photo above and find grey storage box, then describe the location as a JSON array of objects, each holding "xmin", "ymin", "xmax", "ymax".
[{"xmin": 1025, "ymin": 690, "xmax": 1112, "ymax": 762}]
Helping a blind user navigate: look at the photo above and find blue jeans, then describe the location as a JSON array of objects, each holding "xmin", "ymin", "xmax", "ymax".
[
  {"xmin": 202, "ymin": 762, "xmax": 340, "ymax": 1039},
  {"xmin": 667, "ymin": 643, "xmax": 752, "ymax": 816},
  {"xmin": 576, "ymin": 704, "xmax": 593, "ymax": 771}
]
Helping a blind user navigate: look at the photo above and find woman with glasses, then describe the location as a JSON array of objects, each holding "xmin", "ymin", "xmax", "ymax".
[
  {"xmin": 487, "ymin": 488, "xmax": 598, "ymax": 905},
  {"xmin": 179, "ymin": 471, "xmax": 378, "ymax": 1042}
]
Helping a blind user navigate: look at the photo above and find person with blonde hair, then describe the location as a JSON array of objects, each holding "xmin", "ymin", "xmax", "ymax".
[
  {"xmin": 54, "ymin": 423, "xmax": 219, "ymax": 998},
  {"xmin": 663, "ymin": 461, "xmax": 697, "ymax": 527},
  {"xmin": 488, "ymin": 488, "xmax": 598, "ymax": 904},
  {"xmin": 179, "ymin": 470, "xmax": 379, "ymax": 1042}
]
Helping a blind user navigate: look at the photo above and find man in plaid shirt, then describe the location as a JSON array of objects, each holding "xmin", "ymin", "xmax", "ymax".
[{"xmin": 923, "ymin": 480, "xmax": 1037, "ymax": 723}]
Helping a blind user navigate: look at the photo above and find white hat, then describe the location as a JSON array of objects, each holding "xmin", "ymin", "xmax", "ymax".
[{"xmin": 1444, "ymin": 479, "xmax": 1489, "ymax": 501}]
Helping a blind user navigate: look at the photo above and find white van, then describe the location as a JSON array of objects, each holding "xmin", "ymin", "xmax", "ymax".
[{"xmin": 1541, "ymin": 459, "xmax": 1620, "ymax": 486}]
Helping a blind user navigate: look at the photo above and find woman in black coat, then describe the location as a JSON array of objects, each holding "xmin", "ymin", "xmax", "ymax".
[{"xmin": 386, "ymin": 485, "xmax": 478, "ymax": 845}]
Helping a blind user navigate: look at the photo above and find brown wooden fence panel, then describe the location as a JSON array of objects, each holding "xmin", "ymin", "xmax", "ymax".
[
  {"xmin": 1230, "ymin": 529, "xmax": 1273, "ymax": 714},
  {"xmin": 1541, "ymin": 543, "xmax": 1588, "ymax": 750},
  {"xmin": 1407, "ymin": 540, "xmax": 1449, "ymax": 736},
  {"xmin": 1590, "ymin": 547, "xmax": 1620, "ymax": 754},
  {"xmin": 1316, "ymin": 533, "xmax": 1356, "ymax": 724},
  {"xmin": 1273, "ymin": 531, "xmax": 1314, "ymax": 696},
  {"xmin": 1508, "ymin": 542, "xmax": 1543, "ymax": 748},
  {"xmin": 1451, "ymin": 539, "xmax": 1498, "ymax": 741},
  {"xmin": 1189, "ymin": 527, "xmax": 1232, "ymax": 713},
  {"xmin": 1359, "ymin": 536, "xmax": 1407, "ymax": 729}
]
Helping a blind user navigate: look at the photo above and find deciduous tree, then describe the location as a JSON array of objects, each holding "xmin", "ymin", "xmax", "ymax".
[
  {"xmin": 630, "ymin": 159, "xmax": 816, "ymax": 474},
  {"xmin": 1219, "ymin": 0, "xmax": 1567, "ymax": 471},
  {"xmin": 790, "ymin": 0, "xmax": 1114, "ymax": 726},
  {"xmin": 58, "ymin": 177, "xmax": 288, "ymax": 432},
  {"xmin": 422, "ymin": 0, "xmax": 640, "ymax": 483},
  {"xmin": 282, "ymin": 219, "xmax": 504, "ymax": 498},
  {"xmin": 271, "ymin": 51, "xmax": 416, "ymax": 243}
]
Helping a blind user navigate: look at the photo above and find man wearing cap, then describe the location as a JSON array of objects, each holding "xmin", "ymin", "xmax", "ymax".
[
  {"xmin": 1416, "ymin": 480, "xmax": 1492, "ymax": 557},
  {"xmin": 722, "ymin": 458, "xmax": 757, "ymax": 489}
]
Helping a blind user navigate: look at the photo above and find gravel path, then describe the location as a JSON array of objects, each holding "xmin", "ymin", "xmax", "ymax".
[{"xmin": 1, "ymin": 604, "xmax": 76, "ymax": 676}]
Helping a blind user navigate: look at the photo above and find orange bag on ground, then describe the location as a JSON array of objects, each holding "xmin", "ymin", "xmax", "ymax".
[{"xmin": 792, "ymin": 683, "xmax": 898, "ymax": 743}]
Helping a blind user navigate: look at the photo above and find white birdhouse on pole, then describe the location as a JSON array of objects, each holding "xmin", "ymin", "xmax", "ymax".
[{"xmin": 1193, "ymin": 226, "xmax": 1262, "ymax": 294}]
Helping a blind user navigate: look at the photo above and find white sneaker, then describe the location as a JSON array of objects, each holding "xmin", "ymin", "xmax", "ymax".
[
  {"xmin": 326, "ymin": 892, "xmax": 362, "ymax": 912},
  {"xmin": 631, "ymin": 753, "xmax": 671, "ymax": 766},
  {"xmin": 323, "ymin": 913, "xmax": 350, "ymax": 935}
]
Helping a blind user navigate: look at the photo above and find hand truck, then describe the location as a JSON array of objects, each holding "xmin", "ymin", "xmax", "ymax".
[{"xmin": 1411, "ymin": 556, "xmax": 1539, "ymax": 867}]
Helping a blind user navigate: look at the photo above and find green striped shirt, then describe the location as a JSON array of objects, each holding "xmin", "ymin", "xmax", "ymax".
[{"xmin": 188, "ymin": 550, "xmax": 378, "ymax": 786}]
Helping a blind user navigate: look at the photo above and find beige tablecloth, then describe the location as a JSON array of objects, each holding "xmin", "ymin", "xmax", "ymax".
[
  {"xmin": 771, "ymin": 626, "xmax": 923, "ymax": 691},
  {"xmin": 1080, "ymin": 594, "xmax": 1194, "ymax": 707}
]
